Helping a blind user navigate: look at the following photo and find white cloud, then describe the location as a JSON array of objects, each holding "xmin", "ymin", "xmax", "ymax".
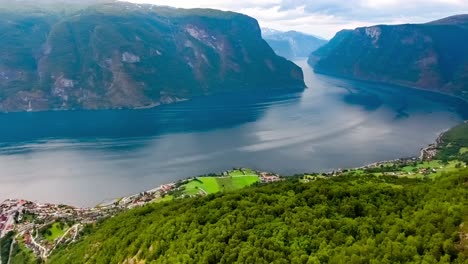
[{"xmin": 123, "ymin": 0, "xmax": 468, "ymax": 39}]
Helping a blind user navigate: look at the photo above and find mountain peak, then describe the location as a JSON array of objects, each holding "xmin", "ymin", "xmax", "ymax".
[
  {"xmin": 427, "ymin": 14, "xmax": 468, "ymax": 25},
  {"xmin": 261, "ymin": 28, "xmax": 327, "ymax": 59}
]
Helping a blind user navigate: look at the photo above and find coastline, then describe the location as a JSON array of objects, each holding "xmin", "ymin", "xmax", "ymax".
[
  {"xmin": 2, "ymin": 120, "xmax": 463, "ymax": 210},
  {"xmin": 1, "ymin": 121, "xmax": 466, "ymax": 260},
  {"xmin": 312, "ymin": 68, "xmax": 468, "ymax": 107}
]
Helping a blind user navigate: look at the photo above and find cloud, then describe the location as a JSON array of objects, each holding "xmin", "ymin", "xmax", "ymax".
[{"xmin": 124, "ymin": 0, "xmax": 468, "ymax": 39}]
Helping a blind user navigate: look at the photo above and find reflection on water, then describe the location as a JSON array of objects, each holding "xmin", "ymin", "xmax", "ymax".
[
  {"xmin": 0, "ymin": 88, "xmax": 303, "ymax": 148},
  {"xmin": 0, "ymin": 60, "xmax": 465, "ymax": 206}
]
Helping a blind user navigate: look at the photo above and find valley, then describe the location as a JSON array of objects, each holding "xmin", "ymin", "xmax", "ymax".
[
  {"xmin": 0, "ymin": 60, "xmax": 465, "ymax": 206},
  {"xmin": 0, "ymin": 2, "xmax": 467, "ymax": 263}
]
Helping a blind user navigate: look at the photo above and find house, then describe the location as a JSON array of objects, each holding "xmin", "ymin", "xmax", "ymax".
[
  {"xmin": 160, "ymin": 184, "xmax": 175, "ymax": 193},
  {"xmin": 260, "ymin": 173, "xmax": 282, "ymax": 183}
]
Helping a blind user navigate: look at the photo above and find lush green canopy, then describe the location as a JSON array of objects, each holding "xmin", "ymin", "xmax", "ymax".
[
  {"xmin": 49, "ymin": 170, "xmax": 468, "ymax": 263},
  {"xmin": 437, "ymin": 123, "xmax": 468, "ymax": 163}
]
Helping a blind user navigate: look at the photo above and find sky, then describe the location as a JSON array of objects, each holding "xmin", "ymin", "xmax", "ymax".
[{"xmin": 124, "ymin": 0, "xmax": 468, "ymax": 39}]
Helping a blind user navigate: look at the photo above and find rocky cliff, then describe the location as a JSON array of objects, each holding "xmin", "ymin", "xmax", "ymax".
[
  {"xmin": 0, "ymin": 2, "xmax": 304, "ymax": 112},
  {"xmin": 310, "ymin": 15, "xmax": 468, "ymax": 101}
]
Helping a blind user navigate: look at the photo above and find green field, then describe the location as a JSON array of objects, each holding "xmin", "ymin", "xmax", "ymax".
[
  {"xmin": 182, "ymin": 174, "xmax": 259, "ymax": 195},
  {"xmin": 217, "ymin": 176, "xmax": 259, "ymax": 192},
  {"xmin": 228, "ymin": 170, "xmax": 245, "ymax": 176},
  {"xmin": 399, "ymin": 160, "xmax": 465, "ymax": 178},
  {"xmin": 460, "ymin": 147, "xmax": 468, "ymax": 154},
  {"xmin": 401, "ymin": 160, "xmax": 443, "ymax": 173},
  {"xmin": 184, "ymin": 178, "xmax": 220, "ymax": 195},
  {"xmin": 44, "ymin": 222, "xmax": 67, "ymax": 242},
  {"xmin": 153, "ymin": 195, "xmax": 174, "ymax": 203}
]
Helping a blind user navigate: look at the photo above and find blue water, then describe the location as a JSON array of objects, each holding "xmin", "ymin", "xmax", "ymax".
[{"xmin": 0, "ymin": 60, "xmax": 465, "ymax": 206}]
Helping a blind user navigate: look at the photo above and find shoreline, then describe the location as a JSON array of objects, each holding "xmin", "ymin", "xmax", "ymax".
[
  {"xmin": 2, "ymin": 121, "xmax": 463, "ymax": 211},
  {"xmin": 313, "ymin": 68, "xmax": 468, "ymax": 106},
  {"xmin": 1, "ymin": 122, "xmax": 466, "ymax": 259}
]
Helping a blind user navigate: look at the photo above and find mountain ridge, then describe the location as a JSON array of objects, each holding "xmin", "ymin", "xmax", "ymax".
[
  {"xmin": 0, "ymin": 2, "xmax": 305, "ymax": 112},
  {"xmin": 262, "ymin": 28, "xmax": 327, "ymax": 59},
  {"xmin": 309, "ymin": 15, "xmax": 468, "ymax": 102}
]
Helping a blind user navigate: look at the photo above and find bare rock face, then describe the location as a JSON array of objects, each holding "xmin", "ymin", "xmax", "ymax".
[
  {"xmin": 121, "ymin": 52, "xmax": 140, "ymax": 64},
  {"xmin": 310, "ymin": 15, "xmax": 468, "ymax": 102},
  {"xmin": 0, "ymin": 2, "xmax": 304, "ymax": 112}
]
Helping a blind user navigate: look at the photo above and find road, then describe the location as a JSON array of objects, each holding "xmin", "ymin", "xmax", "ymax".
[{"xmin": 46, "ymin": 224, "xmax": 80, "ymax": 258}]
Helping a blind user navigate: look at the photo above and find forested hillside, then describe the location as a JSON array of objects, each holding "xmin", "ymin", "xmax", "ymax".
[
  {"xmin": 49, "ymin": 170, "xmax": 468, "ymax": 263},
  {"xmin": 436, "ymin": 122, "xmax": 468, "ymax": 163}
]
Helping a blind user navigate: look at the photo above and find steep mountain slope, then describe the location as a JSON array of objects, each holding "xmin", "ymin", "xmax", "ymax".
[
  {"xmin": 0, "ymin": 2, "xmax": 304, "ymax": 112},
  {"xmin": 262, "ymin": 28, "xmax": 327, "ymax": 59},
  {"xmin": 309, "ymin": 15, "xmax": 468, "ymax": 101},
  {"xmin": 48, "ymin": 171, "xmax": 468, "ymax": 263}
]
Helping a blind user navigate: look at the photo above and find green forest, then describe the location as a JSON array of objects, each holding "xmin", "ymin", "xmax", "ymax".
[
  {"xmin": 48, "ymin": 169, "xmax": 468, "ymax": 263},
  {"xmin": 436, "ymin": 122, "xmax": 468, "ymax": 163}
]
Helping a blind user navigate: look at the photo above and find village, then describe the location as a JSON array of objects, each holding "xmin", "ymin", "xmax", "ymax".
[
  {"xmin": 2, "ymin": 150, "xmax": 467, "ymax": 262},
  {"xmin": 2, "ymin": 151, "xmax": 465, "ymax": 262},
  {"xmin": 5, "ymin": 155, "xmax": 456, "ymax": 261},
  {"xmin": 0, "ymin": 169, "xmax": 282, "ymax": 261}
]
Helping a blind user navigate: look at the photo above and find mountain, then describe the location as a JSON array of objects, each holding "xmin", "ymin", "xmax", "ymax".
[
  {"xmin": 262, "ymin": 28, "xmax": 327, "ymax": 59},
  {"xmin": 0, "ymin": 2, "xmax": 304, "ymax": 112},
  {"xmin": 310, "ymin": 15, "xmax": 468, "ymax": 101}
]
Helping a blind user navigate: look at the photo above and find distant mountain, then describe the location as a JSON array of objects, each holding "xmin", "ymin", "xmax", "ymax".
[
  {"xmin": 262, "ymin": 28, "xmax": 327, "ymax": 59},
  {"xmin": 310, "ymin": 15, "xmax": 468, "ymax": 101},
  {"xmin": 0, "ymin": 2, "xmax": 304, "ymax": 112}
]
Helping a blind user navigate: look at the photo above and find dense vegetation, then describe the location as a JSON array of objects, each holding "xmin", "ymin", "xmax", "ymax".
[
  {"xmin": 0, "ymin": 231, "xmax": 14, "ymax": 263},
  {"xmin": 9, "ymin": 242, "xmax": 39, "ymax": 264},
  {"xmin": 436, "ymin": 122, "xmax": 468, "ymax": 163},
  {"xmin": 49, "ymin": 169, "xmax": 468, "ymax": 263},
  {"xmin": 310, "ymin": 15, "xmax": 468, "ymax": 101},
  {"xmin": 0, "ymin": 2, "xmax": 304, "ymax": 112},
  {"xmin": 0, "ymin": 231, "xmax": 39, "ymax": 264}
]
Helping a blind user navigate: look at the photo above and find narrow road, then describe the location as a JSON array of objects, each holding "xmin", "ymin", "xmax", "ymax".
[
  {"xmin": 30, "ymin": 233, "xmax": 47, "ymax": 259},
  {"xmin": 6, "ymin": 238, "xmax": 15, "ymax": 264},
  {"xmin": 46, "ymin": 224, "xmax": 80, "ymax": 258}
]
